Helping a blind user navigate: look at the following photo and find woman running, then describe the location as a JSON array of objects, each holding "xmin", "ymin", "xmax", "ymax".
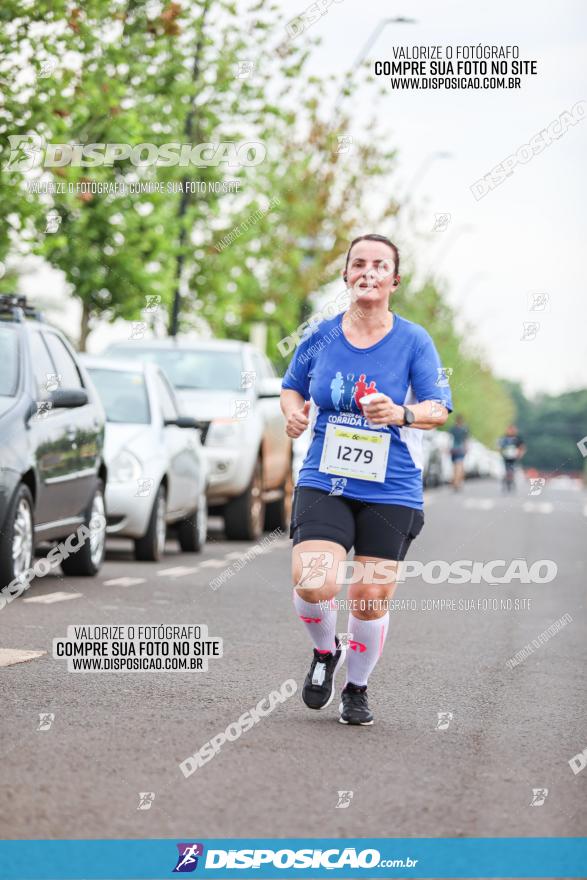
[{"xmin": 280, "ymin": 233, "xmax": 453, "ymax": 725}]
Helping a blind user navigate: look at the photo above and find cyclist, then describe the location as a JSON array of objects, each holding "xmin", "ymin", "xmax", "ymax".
[
  {"xmin": 499, "ymin": 424, "xmax": 526, "ymax": 492},
  {"xmin": 280, "ymin": 233, "xmax": 452, "ymax": 726},
  {"xmin": 449, "ymin": 414, "xmax": 469, "ymax": 491}
]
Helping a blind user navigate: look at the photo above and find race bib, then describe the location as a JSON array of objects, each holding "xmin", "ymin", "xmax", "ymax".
[
  {"xmin": 319, "ymin": 423, "xmax": 390, "ymax": 483},
  {"xmin": 503, "ymin": 445, "xmax": 518, "ymax": 460}
]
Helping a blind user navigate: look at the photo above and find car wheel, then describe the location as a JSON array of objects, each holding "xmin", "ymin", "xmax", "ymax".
[
  {"xmin": 134, "ymin": 485, "xmax": 167, "ymax": 562},
  {"xmin": 264, "ymin": 459, "xmax": 293, "ymax": 533},
  {"xmin": 224, "ymin": 458, "xmax": 265, "ymax": 541},
  {"xmin": 60, "ymin": 481, "xmax": 106, "ymax": 577},
  {"xmin": 0, "ymin": 484, "xmax": 35, "ymax": 589},
  {"xmin": 177, "ymin": 489, "xmax": 208, "ymax": 553}
]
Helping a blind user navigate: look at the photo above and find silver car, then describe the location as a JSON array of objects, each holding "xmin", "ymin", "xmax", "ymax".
[
  {"xmin": 103, "ymin": 338, "xmax": 292, "ymax": 541},
  {"xmin": 82, "ymin": 356, "xmax": 208, "ymax": 560}
]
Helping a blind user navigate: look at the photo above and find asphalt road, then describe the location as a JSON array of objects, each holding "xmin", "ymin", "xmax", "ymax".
[{"xmin": 1, "ymin": 477, "xmax": 585, "ymax": 842}]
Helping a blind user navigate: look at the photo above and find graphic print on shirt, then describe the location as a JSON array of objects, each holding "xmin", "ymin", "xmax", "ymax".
[{"xmin": 329, "ymin": 371, "xmax": 379, "ymax": 413}]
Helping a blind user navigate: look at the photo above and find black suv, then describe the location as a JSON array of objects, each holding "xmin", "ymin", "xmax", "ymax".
[{"xmin": 0, "ymin": 295, "xmax": 107, "ymax": 589}]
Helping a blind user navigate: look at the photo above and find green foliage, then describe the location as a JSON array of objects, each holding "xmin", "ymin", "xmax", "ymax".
[
  {"xmin": 503, "ymin": 381, "xmax": 587, "ymax": 473},
  {"xmin": 396, "ymin": 275, "xmax": 514, "ymax": 447},
  {"xmin": 0, "ymin": 0, "xmax": 535, "ymax": 449}
]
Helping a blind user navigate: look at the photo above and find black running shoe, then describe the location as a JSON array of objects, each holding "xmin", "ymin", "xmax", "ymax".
[
  {"xmin": 339, "ymin": 682, "xmax": 374, "ymax": 725},
  {"xmin": 301, "ymin": 637, "xmax": 346, "ymax": 710}
]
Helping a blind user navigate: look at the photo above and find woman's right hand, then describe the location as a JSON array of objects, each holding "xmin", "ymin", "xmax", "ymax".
[{"xmin": 286, "ymin": 400, "xmax": 311, "ymax": 438}]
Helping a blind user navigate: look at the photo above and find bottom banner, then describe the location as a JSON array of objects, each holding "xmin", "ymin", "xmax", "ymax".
[{"xmin": 0, "ymin": 838, "xmax": 586, "ymax": 879}]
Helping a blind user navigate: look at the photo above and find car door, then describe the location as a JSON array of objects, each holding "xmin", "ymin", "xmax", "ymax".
[
  {"xmin": 152, "ymin": 369, "xmax": 199, "ymax": 517},
  {"xmin": 42, "ymin": 331, "xmax": 102, "ymax": 514},
  {"xmin": 26, "ymin": 329, "xmax": 84, "ymax": 529}
]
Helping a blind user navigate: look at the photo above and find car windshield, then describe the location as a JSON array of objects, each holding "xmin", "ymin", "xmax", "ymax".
[
  {"xmin": 88, "ymin": 367, "xmax": 151, "ymax": 424},
  {"xmin": 107, "ymin": 347, "xmax": 243, "ymax": 391},
  {"xmin": 0, "ymin": 324, "xmax": 19, "ymax": 396}
]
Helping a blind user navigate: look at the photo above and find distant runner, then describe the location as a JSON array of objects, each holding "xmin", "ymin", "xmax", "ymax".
[
  {"xmin": 449, "ymin": 414, "xmax": 469, "ymax": 491},
  {"xmin": 498, "ymin": 424, "xmax": 526, "ymax": 492}
]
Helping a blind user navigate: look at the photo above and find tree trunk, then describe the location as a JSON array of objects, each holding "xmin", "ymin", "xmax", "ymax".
[
  {"xmin": 79, "ymin": 300, "xmax": 91, "ymax": 352},
  {"xmin": 169, "ymin": 0, "xmax": 212, "ymax": 337}
]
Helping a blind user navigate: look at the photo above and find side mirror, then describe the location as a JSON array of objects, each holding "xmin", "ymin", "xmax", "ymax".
[
  {"xmin": 50, "ymin": 388, "xmax": 88, "ymax": 409},
  {"xmin": 165, "ymin": 416, "xmax": 199, "ymax": 429}
]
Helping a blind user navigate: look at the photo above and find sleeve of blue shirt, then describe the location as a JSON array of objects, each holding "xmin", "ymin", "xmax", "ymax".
[
  {"xmin": 409, "ymin": 330, "xmax": 454, "ymax": 413},
  {"xmin": 280, "ymin": 330, "xmax": 316, "ymax": 399}
]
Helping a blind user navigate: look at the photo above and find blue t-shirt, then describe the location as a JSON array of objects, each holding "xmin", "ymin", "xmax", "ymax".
[{"xmin": 281, "ymin": 311, "xmax": 453, "ymax": 508}]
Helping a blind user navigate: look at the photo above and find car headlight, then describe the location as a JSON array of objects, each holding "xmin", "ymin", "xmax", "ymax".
[
  {"xmin": 110, "ymin": 450, "xmax": 142, "ymax": 483},
  {"xmin": 206, "ymin": 418, "xmax": 244, "ymax": 447}
]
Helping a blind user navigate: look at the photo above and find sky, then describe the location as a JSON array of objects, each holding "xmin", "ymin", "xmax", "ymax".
[
  {"xmin": 273, "ymin": 0, "xmax": 587, "ymax": 396},
  {"xmin": 20, "ymin": 0, "xmax": 587, "ymax": 397}
]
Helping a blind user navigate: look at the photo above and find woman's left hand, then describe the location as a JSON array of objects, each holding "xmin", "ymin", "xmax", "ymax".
[{"xmin": 362, "ymin": 394, "xmax": 405, "ymax": 426}]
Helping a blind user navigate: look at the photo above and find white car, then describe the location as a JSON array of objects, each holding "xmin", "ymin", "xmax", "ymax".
[
  {"xmin": 103, "ymin": 338, "xmax": 292, "ymax": 541},
  {"xmin": 422, "ymin": 429, "xmax": 453, "ymax": 487},
  {"xmin": 82, "ymin": 357, "xmax": 208, "ymax": 560}
]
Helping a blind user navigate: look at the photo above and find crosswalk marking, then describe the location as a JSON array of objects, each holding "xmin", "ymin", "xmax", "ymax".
[
  {"xmin": 464, "ymin": 498, "xmax": 495, "ymax": 510},
  {"xmin": 23, "ymin": 592, "xmax": 82, "ymax": 605},
  {"xmin": 103, "ymin": 577, "xmax": 146, "ymax": 587},
  {"xmin": 522, "ymin": 501, "xmax": 554, "ymax": 514},
  {"xmin": 157, "ymin": 566, "xmax": 199, "ymax": 578},
  {"xmin": 0, "ymin": 648, "xmax": 46, "ymax": 667}
]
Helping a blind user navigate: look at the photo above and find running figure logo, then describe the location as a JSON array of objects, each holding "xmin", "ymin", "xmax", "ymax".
[
  {"xmin": 436, "ymin": 711, "xmax": 453, "ymax": 730},
  {"xmin": 173, "ymin": 843, "xmax": 204, "ymax": 873},
  {"xmin": 298, "ymin": 551, "xmax": 333, "ymax": 590},
  {"xmin": 529, "ymin": 788, "xmax": 549, "ymax": 806},
  {"xmin": 335, "ymin": 790, "xmax": 354, "ymax": 808},
  {"xmin": 330, "ymin": 372, "xmax": 378, "ymax": 413}
]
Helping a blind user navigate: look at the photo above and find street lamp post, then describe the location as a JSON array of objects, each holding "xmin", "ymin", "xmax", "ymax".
[{"xmin": 332, "ymin": 16, "xmax": 417, "ymax": 116}]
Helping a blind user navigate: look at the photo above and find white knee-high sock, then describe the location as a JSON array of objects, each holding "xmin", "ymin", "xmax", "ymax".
[
  {"xmin": 293, "ymin": 591, "xmax": 337, "ymax": 654},
  {"xmin": 346, "ymin": 612, "xmax": 389, "ymax": 686}
]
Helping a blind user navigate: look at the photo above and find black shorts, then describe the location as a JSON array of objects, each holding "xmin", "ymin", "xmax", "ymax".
[{"xmin": 290, "ymin": 486, "xmax": 424, "ymax": 561}]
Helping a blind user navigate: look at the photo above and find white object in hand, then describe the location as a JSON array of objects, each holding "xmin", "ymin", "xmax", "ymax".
[{"xmin": 359, "ymin": 393, "xmax": 386, "ymax": 428}]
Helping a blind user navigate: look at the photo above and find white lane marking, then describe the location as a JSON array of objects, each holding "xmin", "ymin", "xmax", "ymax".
[
  {"xmin": 23, "ymin": 592, "xmax": 82, "ymax": 605},
  {"xmin": 199, "ymin": 559, "xmax": 229, "ymax": 568},
  {"xmin": 157, "ymin": 566, "xmax": 199, "ymax": 578},
  {"xmin": 103, "ymin": 577, "xmax": 146, "ymax": 587},
  {"xmin": 0, "ymin": 648, "xmax": 46, "ymax": 667},
  {"xmin": 100, "ymin": 605, "xmax": 120, "ymax": 611},
  {"xmin": 464, "ymin": 498, "xmax": 495, "ymax": 510},
  {"xmin": 224, "ymin": 551, "xmax": 244, "ymax": 560},
  {"xmin": 522, "ymin": 502, "xmax": 554, "ymax": 514},
  {"xmin": 583, "ymin": 504, "xmax": 587, "ymax": 517}
]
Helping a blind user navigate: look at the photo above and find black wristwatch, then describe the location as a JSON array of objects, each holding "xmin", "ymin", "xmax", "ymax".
[{"xmin": 401, "ymin": 406, "xmax": 415, "ymax": 427}]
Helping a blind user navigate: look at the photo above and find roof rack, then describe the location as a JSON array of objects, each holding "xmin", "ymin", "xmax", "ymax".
[{"xmin": 0, "ymin": 294, "xmax": 43, "ymax": 322}]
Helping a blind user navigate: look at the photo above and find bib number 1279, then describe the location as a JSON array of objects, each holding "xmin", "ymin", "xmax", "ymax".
[{"xmin": 319, "ymin": 423, "xmax": 390, "ymax": 483}]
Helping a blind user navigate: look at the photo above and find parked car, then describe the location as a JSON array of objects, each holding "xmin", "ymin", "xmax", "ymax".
[
  {"xmin": 103, "ymin": 338, "xmax": 292, "ymax": 541},
  {"xmin": 81, "ymin": 356, "xmax": 208, "ymax": 560},
  {"xmin": 0, "ymin": 295, "xmax": 107, "ymax": 588},
  {"xmin": 422, "ymin": 430, "xmax": 453, "ymax": 487}
]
